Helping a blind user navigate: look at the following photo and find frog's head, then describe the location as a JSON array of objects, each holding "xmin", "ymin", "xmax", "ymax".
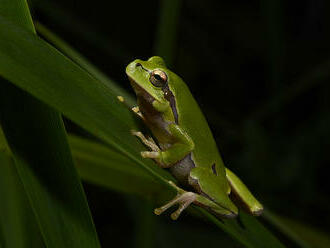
[
  {"xmin": 126, "ymin": 56, "xmax": 171, "ymax": 106},
  {"xmin": 190, "ymin": 166, "xmax": 238, "ymax": 218}
]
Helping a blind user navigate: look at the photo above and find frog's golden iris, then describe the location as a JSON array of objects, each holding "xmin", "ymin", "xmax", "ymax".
[{"xmin": 149, "ymin": 69, "xmax": 168, "ymax": 87}]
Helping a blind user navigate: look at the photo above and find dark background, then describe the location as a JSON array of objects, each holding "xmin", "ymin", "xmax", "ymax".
[{"xmin": 29, "ymin": 0, "xmax": 330, "ymax": 247}]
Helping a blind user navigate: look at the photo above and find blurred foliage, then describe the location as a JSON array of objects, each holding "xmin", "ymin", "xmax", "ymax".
[{"xmin": 1, "ymin": 0, "xmax": 329, "ymax": 247}]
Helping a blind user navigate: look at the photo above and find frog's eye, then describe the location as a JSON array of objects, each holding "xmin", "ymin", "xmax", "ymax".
[{"xmin": 150, "ymin": 69, "xmax": 167, "ymax": 87}]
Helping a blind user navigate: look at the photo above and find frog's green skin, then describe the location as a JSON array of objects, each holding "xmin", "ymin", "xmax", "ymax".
[{"xmin": 126, "ymin": 56, "xmax": 263, "ymax": 220}]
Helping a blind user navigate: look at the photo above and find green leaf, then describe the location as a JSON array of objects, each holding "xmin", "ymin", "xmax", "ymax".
[
  {"xmin": 0, "ymin": 152, "xmax": 44, "ymax": 248},
  {"xmin": 69, "ymin": 134, "xmax": 165, "ymax": 196},
  {"xmin": 281, "ymin": 218, "xmax": 330, "ymax": 248},
  {"xmin": 0, "ymin": 84, "xmax": 101, "ymax": 248},
  {"xmin": 200, "ymin": 209, "xmax": 286, "ymax": 248},
  {"xmin": 0, "ymin": 0, "xmax": 35, "ymax": 33},
  {"xmin": 263, "ymin": 210, "xmax": 328, "ymax": 248},
  {"xmin": 0, "ymin": 15, "xmax": 286, "ymax": 247},
  {"xmin": 154, "ymin": 0, "xmax": 182, "ymax": 67},
  {"xmin": 0, "ymin": 0, "xmax": 101, "ymax": 247},
  {"xmin": 0, "ymin": 14, "xmax": 173, "ymax": 186},
  {"xmin": 35, "ymin": 22, "xmax": 135, "ymax": 107},
  {"xmin": 69, "ymin": 135, "xmax": 286, "ymax": 248}
]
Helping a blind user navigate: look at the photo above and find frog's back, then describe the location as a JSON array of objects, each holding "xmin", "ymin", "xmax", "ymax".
[{"xmin": 169, "ymin": 73, "xmax": 226, "ymax": 178}]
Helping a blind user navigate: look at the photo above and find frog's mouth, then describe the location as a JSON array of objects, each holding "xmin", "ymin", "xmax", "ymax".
[{"xmin": 126, "ymin": 61, "xmax": 160, "ymax": 101}]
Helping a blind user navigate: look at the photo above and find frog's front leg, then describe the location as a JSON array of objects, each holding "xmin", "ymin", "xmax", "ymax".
[
  {"xmin": 131, "ymin": 129, "xmax": 168, "ymax": 167},
  {"xmin": 131, "ymin": 130, "xmax": 160, "ymax": 152},
  {"xmin": 132, "ymin": 124, "xmax": 194, "ymax": 168},
  {"xmin": 117, "ymin": 96, "xmax": 144, "ymax": 120},
  {"xmin": 131, "ymin": 131, "xmax": 197, "ymax": 219},
  {"xmin": 131, "ymin": 106, "xmax": 144, "ymax": 119},
  {"xmin": 154, "ymin": 181, "xmax": 197, "ymax": 220}
]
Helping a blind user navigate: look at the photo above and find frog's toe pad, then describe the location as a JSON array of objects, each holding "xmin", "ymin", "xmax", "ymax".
[
  {"xmin": 154, "ymin": 208, "xmax": 163, "ymax": 215},
  {"xmin": 117, "ymin": 96, "xmax": 125, "ymax": 102},
  {"xmin": 130, "ymin": 130, "xmax": 140, "ymax": 136}
]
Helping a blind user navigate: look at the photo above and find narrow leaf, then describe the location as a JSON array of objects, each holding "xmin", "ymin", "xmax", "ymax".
[
  {"xmin": 0, "ymin": 152, "xmax": 44, "ymax": 248},
  {"xmin": 154, "ymin": 0, "xmax": 182, "ymax": 67},
  {"xmin": 0, "ymin": 82, "xmax": 101, "ymax": 248},
  {"xmin": 35, "ymin": 22, "xmax": 135, "ymax": 107},
  {"xmin": 0, "ymin": 0, "xmax": 101, "ymax": 247},
  {"xmin": 69, "ymin": 134, "xmax": 164, "ymax": 196},
  {"xmin": 0, "ymin": 15, "xmax": 173, "ymax": 186}
]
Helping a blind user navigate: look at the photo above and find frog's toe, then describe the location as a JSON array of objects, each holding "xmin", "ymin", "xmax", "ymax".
[
  {"xmin": 141, "ymin": 151, "xmax": 159, "ymax": 158},
  {"xmin": 117, "ymin": 96, "xmax": 125, "ymax": 102},
  {"xmin": 154, "ymin": 192, "xmax": 196, "ymax": 220},
  {"xmin": 130, "ymin": 130, "xmax": 140, "ymax": 136}
]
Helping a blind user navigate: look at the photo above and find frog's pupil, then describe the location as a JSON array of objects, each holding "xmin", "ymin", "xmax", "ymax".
[{"xmin": 154, "ymin": 74, "xmax": 163, "ymax": 81}]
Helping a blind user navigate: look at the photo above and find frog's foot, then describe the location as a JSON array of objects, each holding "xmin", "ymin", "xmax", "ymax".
[
  {"xmin": 131, "ymin": 130, "xmax": 169, "ymax": 167},
  {"xmin": 131, "ymin": 130, "xmax": 160, "ymax": 152},
  {"xmin": 154, "ymin": 183, "xmax": 197, "ymax": 220}
]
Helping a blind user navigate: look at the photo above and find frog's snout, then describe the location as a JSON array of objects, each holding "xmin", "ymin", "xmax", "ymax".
[{"xmin": 131, "ymin": 59, "xmax": 142, "ymax": 69}]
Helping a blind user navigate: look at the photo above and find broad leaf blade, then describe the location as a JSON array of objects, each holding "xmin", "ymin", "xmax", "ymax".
[
  {"xmin": 0, "ymin": 0, "xmax": 34, "ymax": 32},
  {"xmin": 69, "ymin": 134, "xmax": 164, "ymax": 196},
  {"xmin": 0, "ymin": 0, "xmax": 101, "ymax": 247},
  {"xmin": 0, "ymin": 81, "xmax": 101, "ymax": 248},
  {"xmin": 35, "ymin": 22, "xmax": 135, "ymax": 107},
  {"xmin": 0, "ymin": 15, "xmax": 172, "ymax": 185}
]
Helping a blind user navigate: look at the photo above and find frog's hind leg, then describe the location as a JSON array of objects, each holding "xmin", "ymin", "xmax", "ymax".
[
  {"xmin": 225, "ymin": 168, "xmax": 263, "ymax": 216},
  {"xmin": 154, "ymin": 181, "xmax": 197, "ymax": 220}
]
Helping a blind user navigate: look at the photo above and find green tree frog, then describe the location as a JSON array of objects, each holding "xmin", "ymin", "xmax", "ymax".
[{"xmin": 125, "ymin": 56, "xmax": 263, "ymax": 220}]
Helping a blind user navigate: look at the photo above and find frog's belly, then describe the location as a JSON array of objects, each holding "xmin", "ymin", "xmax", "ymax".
[{"xmin": 169, "ymin": 153, "xmax": 195, "ymax": 188}]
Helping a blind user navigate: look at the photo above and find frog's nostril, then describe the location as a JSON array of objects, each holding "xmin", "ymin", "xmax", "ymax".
[{"xmin": 135, "ymin": 62, "xmax": 150, "ymax": 73}]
